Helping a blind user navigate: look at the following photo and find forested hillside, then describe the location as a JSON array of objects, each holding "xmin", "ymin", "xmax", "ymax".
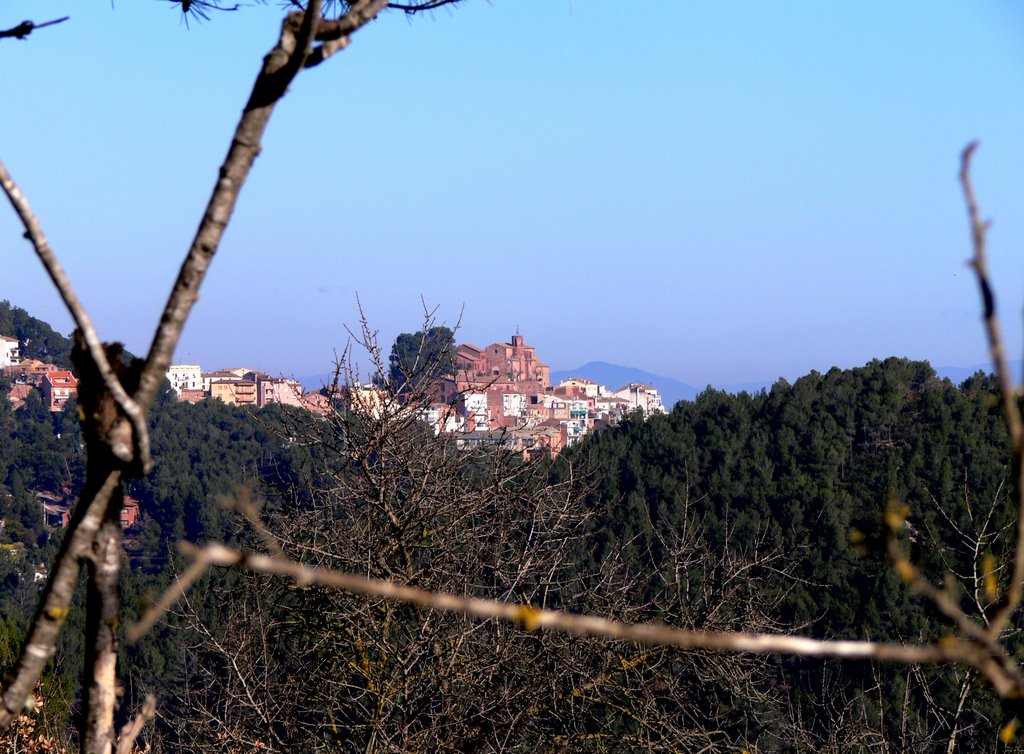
[
  {"xmin": 0, "ymin": 339, "xmax": 1019, "ymax": 749},
  {"xmin": 0, "ymin": 301, "xmax": 74, "ymax": 369},
  {"xmin": 568, "ymin": 358, "xmax": 1008, "ymax": 628},
  {"xmin": 557, "ymin": 356, "xmax": 1013, "ymax": 749}
]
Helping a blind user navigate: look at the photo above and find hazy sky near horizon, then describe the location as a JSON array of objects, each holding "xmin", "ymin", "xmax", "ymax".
[{"xmin": 3, "ymin": 2, "xmax": 1024, "ymax": 386}]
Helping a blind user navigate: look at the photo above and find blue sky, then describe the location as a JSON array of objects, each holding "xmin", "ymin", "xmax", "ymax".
[{"xmin": 2, "ymin": 2, "xmax": 1024, "ymax": 386}]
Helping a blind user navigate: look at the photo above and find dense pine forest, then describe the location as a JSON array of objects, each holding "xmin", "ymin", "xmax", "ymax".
[
  {"xmin": 557, "ymin": 358, "xmax": 1015, "ymax": 750},
  {"xmin": 0, "ymin": 304, "xmax": 1020, "ymax": 751}
]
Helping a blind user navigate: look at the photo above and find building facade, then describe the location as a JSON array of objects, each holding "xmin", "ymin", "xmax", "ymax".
[
  {"xmin": 41, "ymin": 371, "xmax": 78, "ymax": 412},
  {"xmin": 210, "ymin": 379, "xmax": 258, "ymax": 407},
  {"xmin": 259, "ymin": 377, "xmax": 305, "ymax": 408},
  {"xmin": 441, "ymin": 334, "xmax": 551, "ymax": 402},
  {"xmin": 613, "ymin": 383, "xmax": 666, "ymax": 416},
  {"xmin": 166, "ymin": 364, "xmax": 203, "ymax": 395},
  {"xmin": 0, "ymin": 335, "xmax": 20, "ymax": 369}
]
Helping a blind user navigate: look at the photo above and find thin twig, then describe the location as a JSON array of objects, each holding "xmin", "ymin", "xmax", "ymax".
[
  {"xmin": 0, "ymin": 160, "xmax": 152, "ymax": 472},
  {"xmin": 0, "ymin": 16, "xmax": 69, "ymax": 40},
  {"xmin": 387, "ymin": 0, "xmax": 462, "ymax": 13},
  {"xmin": 960, "ymin": 142, "xmax": 1021, "ymax": 446},
  {"xmin": 221, "ymin": 488, "xmax": 284, "ymax": 557},
  {"xmin": 115, "ymin": 695, "xmax": 156, "ymax": 754},
  {"xmin": 126, "ymin": 555, "xmax": 213, "ymax": 642},
  {"xmin": 884, "ymin": 524, "xmax": 997, "ymax": 652}
]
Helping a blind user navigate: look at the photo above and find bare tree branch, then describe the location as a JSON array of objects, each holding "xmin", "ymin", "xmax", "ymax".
[
  {"xmin": 131, "ymin": 540, "xmax": 1024, "ymax": 703},
  {"xmin": 960, "ymin": 142, "xmax": 1021, "ymax": 447},
  {"xmin": 0, "ymin": 16, "xmax": 68, "ymax": 40},
  {"xmin": 307, "ymin": 0, "xmax": 389, "ymax": 67},
  {"xmin": 960, "ymin": 142, "xmax": 1024, "ymax": 638},
  {"xmin": 83, "ymin": 518, "xmax": 126, "ymax": 754},
  {"xmin": 1, "ymin": 0, "xmax": 385, "ymax": 737},
  {"xmin": 115, "ymin": 695, "xmax": 157, "ymax": 754},
  {"xmin": 314, "ymin": 0, "xmax": 388, "ymax": 39}
]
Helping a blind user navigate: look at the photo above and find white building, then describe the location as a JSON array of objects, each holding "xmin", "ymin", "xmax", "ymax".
[
  {"xmin": 502, "ymin": 393, "xmax": 527, "ymax": 422},
  {"xmin": 594, "ymin": 394, "xmax": 631, "ymax": 422},
  {"xmin": 613, "ymin": 383, "xmax": 665, "ymax": 416},
  {"xmin": 166, "ymin": 364, "xmax": 202, "ymax": 395},
  {"xmin": 420, "ymin": 403, "xmax": 466, "ymax": 436},
  {"xmin": 564, "ymin": 418, "xmax": 588, "ymax": 446},
  {"xmin": 461, "ymin": 393, "xmax": 491, "ymax": 432},
  {"xmin": 0, "ymin": 335, "xmax": 20, "ymax": 369}
]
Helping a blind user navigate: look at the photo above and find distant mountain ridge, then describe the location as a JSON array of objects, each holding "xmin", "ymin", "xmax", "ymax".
[
  {"xmin": 934, "ymin": 360, "xmax": 1023, "ymax": 385},
  {"xmin": 552, "ymin": 359, "xmax": 1024, "ymax": 411},
  {"xmin": 298, "ymin": 372, "xmax": 337, "ymax": 392},
  {"xmin": 550, "ymin": 362, "xmax": 701, "ymax": 409}
]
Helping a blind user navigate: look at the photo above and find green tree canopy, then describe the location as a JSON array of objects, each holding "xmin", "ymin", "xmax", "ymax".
[
  {"xmin": 0, "ymin": 300, "xmax": 73, "ymax": 368},
  {"xmin": 386, "ymin": 326, "xmax": 455, "ymax": 391}
]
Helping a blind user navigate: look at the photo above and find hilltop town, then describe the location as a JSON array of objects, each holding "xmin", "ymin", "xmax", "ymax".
[{"xmin": 2, "ymin": 331, "xmax": 665, "ymax": 460}]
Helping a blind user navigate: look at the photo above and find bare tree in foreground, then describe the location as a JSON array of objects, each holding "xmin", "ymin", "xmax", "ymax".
[{"xmin": 2, "ymin": 0, "xmax": 1024, "ymax": 749}]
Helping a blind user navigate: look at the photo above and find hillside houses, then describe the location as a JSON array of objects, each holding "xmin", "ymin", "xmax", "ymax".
[
  {"xmin": 1, "ymin": 329, "xmax": 666, "ymax": 459},
  {"xmin": 1, "ymin": 363, "xmax": 84, "ymax": 414},
  {"xmin": 36, "ymin": 487, "xmax": 142, "ymax": 533},
  {"xmin": 0, "ymin": 335, "xmax": 76, "ymax": 413},
  {"xmin": 354, "ymin": 333, "xmax": 667, "ymax": 458},
  {"xmin": 331, "ymin": 334, "xmax": 667, "ymax": 458},
  {"xmin": 168, "ymin": 366, "xmax": 317, "ymax": 410},
  {"xmin": 0, "ymin": 330, "xmax": 322, "ymax": 414},
  {"xmin": 41, "ymin": 371, "xmax": 78, "ymax": 412}
]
